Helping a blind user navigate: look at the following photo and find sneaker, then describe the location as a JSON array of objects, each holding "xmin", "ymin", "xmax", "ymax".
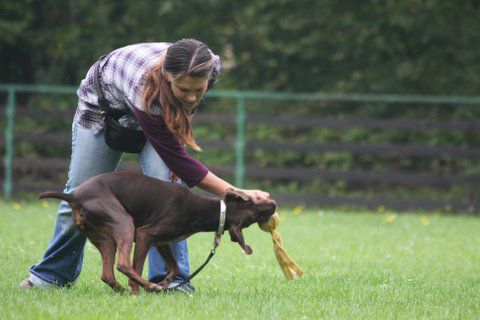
[
  {"xmin": 19, "ymin": 279, "xmax": 34, "ymax": 290},
  {"xmin": 166, "ymin": 280, "xmax": 196, "ymax": 295}
]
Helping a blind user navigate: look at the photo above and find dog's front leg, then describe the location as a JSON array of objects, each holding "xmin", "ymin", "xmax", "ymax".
[
  {"xmin": 156, "ymin": 244, "xmax": 180, "ymax": 289},
  {"xmin": 129, "ymin": 227, "xmax": 154, "ymax": 295}
]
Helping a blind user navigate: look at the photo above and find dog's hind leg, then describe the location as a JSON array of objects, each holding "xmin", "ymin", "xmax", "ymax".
[
  {"xmin": 90, "ymin": 235, "xmax": 125, "ymax": 292},
  {"xmin": 155, "ymin": 244, "xmax": 180, "ymax": 289},
  {"xmin": 114, "ymin": 223, "xmax": 162, "ymax": 293},
  {"xmin": 128, "ymin": 227, "xmax": 154, "ymax": 295}
]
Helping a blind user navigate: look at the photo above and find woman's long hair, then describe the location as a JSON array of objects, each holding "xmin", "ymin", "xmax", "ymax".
[{"xmin": 142, "ymin": 39, "xmax": 216, "ymax": 151}]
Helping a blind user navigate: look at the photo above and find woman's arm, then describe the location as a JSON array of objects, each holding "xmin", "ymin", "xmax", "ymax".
[
  {"xmin": 197, "ymin": 171, "xmax": 233, "ymax": 195},
  {"xmin": 130, "ymin": 104, "xmax": 271, "ymax": 201},
  {"xmin": 198, "ymin": 171, "xmax": 270, "ymax": 201}
]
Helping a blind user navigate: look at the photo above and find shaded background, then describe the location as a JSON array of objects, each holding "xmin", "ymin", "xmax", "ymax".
[
  {"xmin": 1, "ymin": 0, "xmax": 479, "ymax": 211},
  {"xmin": 3, "ymin": 0, "xmax": 480, "ymax": 93}
]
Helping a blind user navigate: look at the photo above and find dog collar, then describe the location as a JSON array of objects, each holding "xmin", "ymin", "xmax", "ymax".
[
  {"xmin": 216, "ymin": 200, "xmax": 226, "ymax": 237},
  {"xmin": 214, "ymin": 200, "xmax": 226, "ymax": 248}
]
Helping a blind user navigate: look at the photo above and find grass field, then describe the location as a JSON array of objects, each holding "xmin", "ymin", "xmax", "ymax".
[{"xmin": 0, "ymin": 200, "xmax": 479, "ymax": 319}]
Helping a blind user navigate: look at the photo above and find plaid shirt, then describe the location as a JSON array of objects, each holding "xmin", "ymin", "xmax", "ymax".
[
  {"xmin": 75, "ymin": 42, "xmax": 170, "ymax": 133},
  {"xmin": 74, "ymin": 42, "xmax": 220, "ymax": 187}
]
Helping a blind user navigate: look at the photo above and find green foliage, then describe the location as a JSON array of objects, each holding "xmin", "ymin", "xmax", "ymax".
[{"xmin": 2, "ymin": 1, "xmax": 480, "ymax": 94}]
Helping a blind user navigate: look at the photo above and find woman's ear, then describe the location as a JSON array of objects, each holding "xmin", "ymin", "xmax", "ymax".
[{"xmin": 165, "ymin": 73, "xmax": 174, "ymax": 83}]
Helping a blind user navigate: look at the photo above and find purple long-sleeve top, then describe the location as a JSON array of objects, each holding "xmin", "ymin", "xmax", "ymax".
[{"xmin": 131, "ymin": 107, "xmax": 209, "ymax": 187}]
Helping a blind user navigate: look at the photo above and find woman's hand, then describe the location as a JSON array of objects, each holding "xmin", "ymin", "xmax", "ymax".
[
  {"xmin": 198, "ymin": 171, "xmax": 271, "ymax": 201},
  {"xmin": 169, "ymin": 171, "xmax": 180, "ymax": 183}
]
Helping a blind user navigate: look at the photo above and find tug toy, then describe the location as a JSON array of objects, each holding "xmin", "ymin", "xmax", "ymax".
[{"xmin": 258, "ymin": 212, "xmax": 304, "ymax": 279}]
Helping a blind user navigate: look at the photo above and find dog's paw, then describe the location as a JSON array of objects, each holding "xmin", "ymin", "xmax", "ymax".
[
  {"xmin": 152, "ymin": 284, "xmax": 164, "ymax": 292},
  {"xmin": 146, "ymin": 282, "xmax": 163, "ymax": 292}
]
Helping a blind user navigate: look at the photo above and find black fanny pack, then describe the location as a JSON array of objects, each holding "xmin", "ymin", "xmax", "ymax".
[{"xmin": 93, "ymin": 56, "xmax": 146, "ymax": 153}]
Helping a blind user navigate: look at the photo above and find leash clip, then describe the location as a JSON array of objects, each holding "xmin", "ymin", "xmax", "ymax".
[{"xmin": 213, "ymin": 234, "xmax": 222, "ymax": 252}]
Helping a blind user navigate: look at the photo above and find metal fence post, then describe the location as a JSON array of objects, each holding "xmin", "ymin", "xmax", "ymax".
[
  {"xmin": 3, "ymin": 87, "xmax": 16, "ymax": 200},
  {"xmin": 235, "ymin": 95, "xmax": 246, "ymax": 188}
]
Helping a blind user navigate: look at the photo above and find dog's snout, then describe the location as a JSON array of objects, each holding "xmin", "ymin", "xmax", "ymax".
[
  {"xmin": 269, "ymin": 199, "xmax": 277, "ymax": 210},
  {"xmin": 264, "ymin": 199, "xmax": 277, "ymax": 212},
  {"xmin": 256, "ymin": 199, "xmax": 277, "ymax": 222},
  {"xmin": 259, "ymin": 199, "xmax": 275, "ymax": 206}
]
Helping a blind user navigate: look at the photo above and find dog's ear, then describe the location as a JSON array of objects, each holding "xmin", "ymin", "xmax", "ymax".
[
  {"xmin": 224, "ymin": 188, "xmax": 250, "ymax": 202},
  {"xmin": 228, "ymin": 225, "xmax": 253, "ymax": 255}
]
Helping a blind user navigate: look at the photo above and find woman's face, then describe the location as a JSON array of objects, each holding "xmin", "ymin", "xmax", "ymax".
[{"xmin": 171, "ymin": 75, "xmax": 209, "ymax": 111}]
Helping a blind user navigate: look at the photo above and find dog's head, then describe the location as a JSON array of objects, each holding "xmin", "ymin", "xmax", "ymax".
[{"xmin": 223, "ymin": 188, "xmax": 277, "ymax": 255}]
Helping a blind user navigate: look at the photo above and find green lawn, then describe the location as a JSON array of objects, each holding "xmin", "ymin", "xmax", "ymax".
[{"xmin": 0, "ymin": 200, "xmax": 479, "ymax": 319}]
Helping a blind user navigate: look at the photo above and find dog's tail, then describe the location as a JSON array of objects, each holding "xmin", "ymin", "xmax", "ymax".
[{"xmin": 38, "ymin": 191, "xmax": 76, "ymax": 204}]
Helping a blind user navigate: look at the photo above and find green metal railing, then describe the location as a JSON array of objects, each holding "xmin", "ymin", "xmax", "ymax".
[
  {"xmin": 2, "ymin": 83, "xmax": 480, "ymax": 200},
  {"xmin": 3, "ymin": 88, "xmax": 15, "ymax": 200}
]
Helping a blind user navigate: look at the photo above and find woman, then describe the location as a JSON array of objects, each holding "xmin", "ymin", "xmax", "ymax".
[{"xmin": 20, "ymin": 39, "xmax": 270, "ymax": 294}]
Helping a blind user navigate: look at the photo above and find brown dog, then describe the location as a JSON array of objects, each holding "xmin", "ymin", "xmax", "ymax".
[{"xmin": 39, "ymin": 171, "xmax": 276, "ymax": 294}]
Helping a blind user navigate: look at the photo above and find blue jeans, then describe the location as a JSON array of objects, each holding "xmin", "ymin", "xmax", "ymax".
[{"xmin": 29, "ymin": 121, "xmax": 191, "ymax": 287}]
